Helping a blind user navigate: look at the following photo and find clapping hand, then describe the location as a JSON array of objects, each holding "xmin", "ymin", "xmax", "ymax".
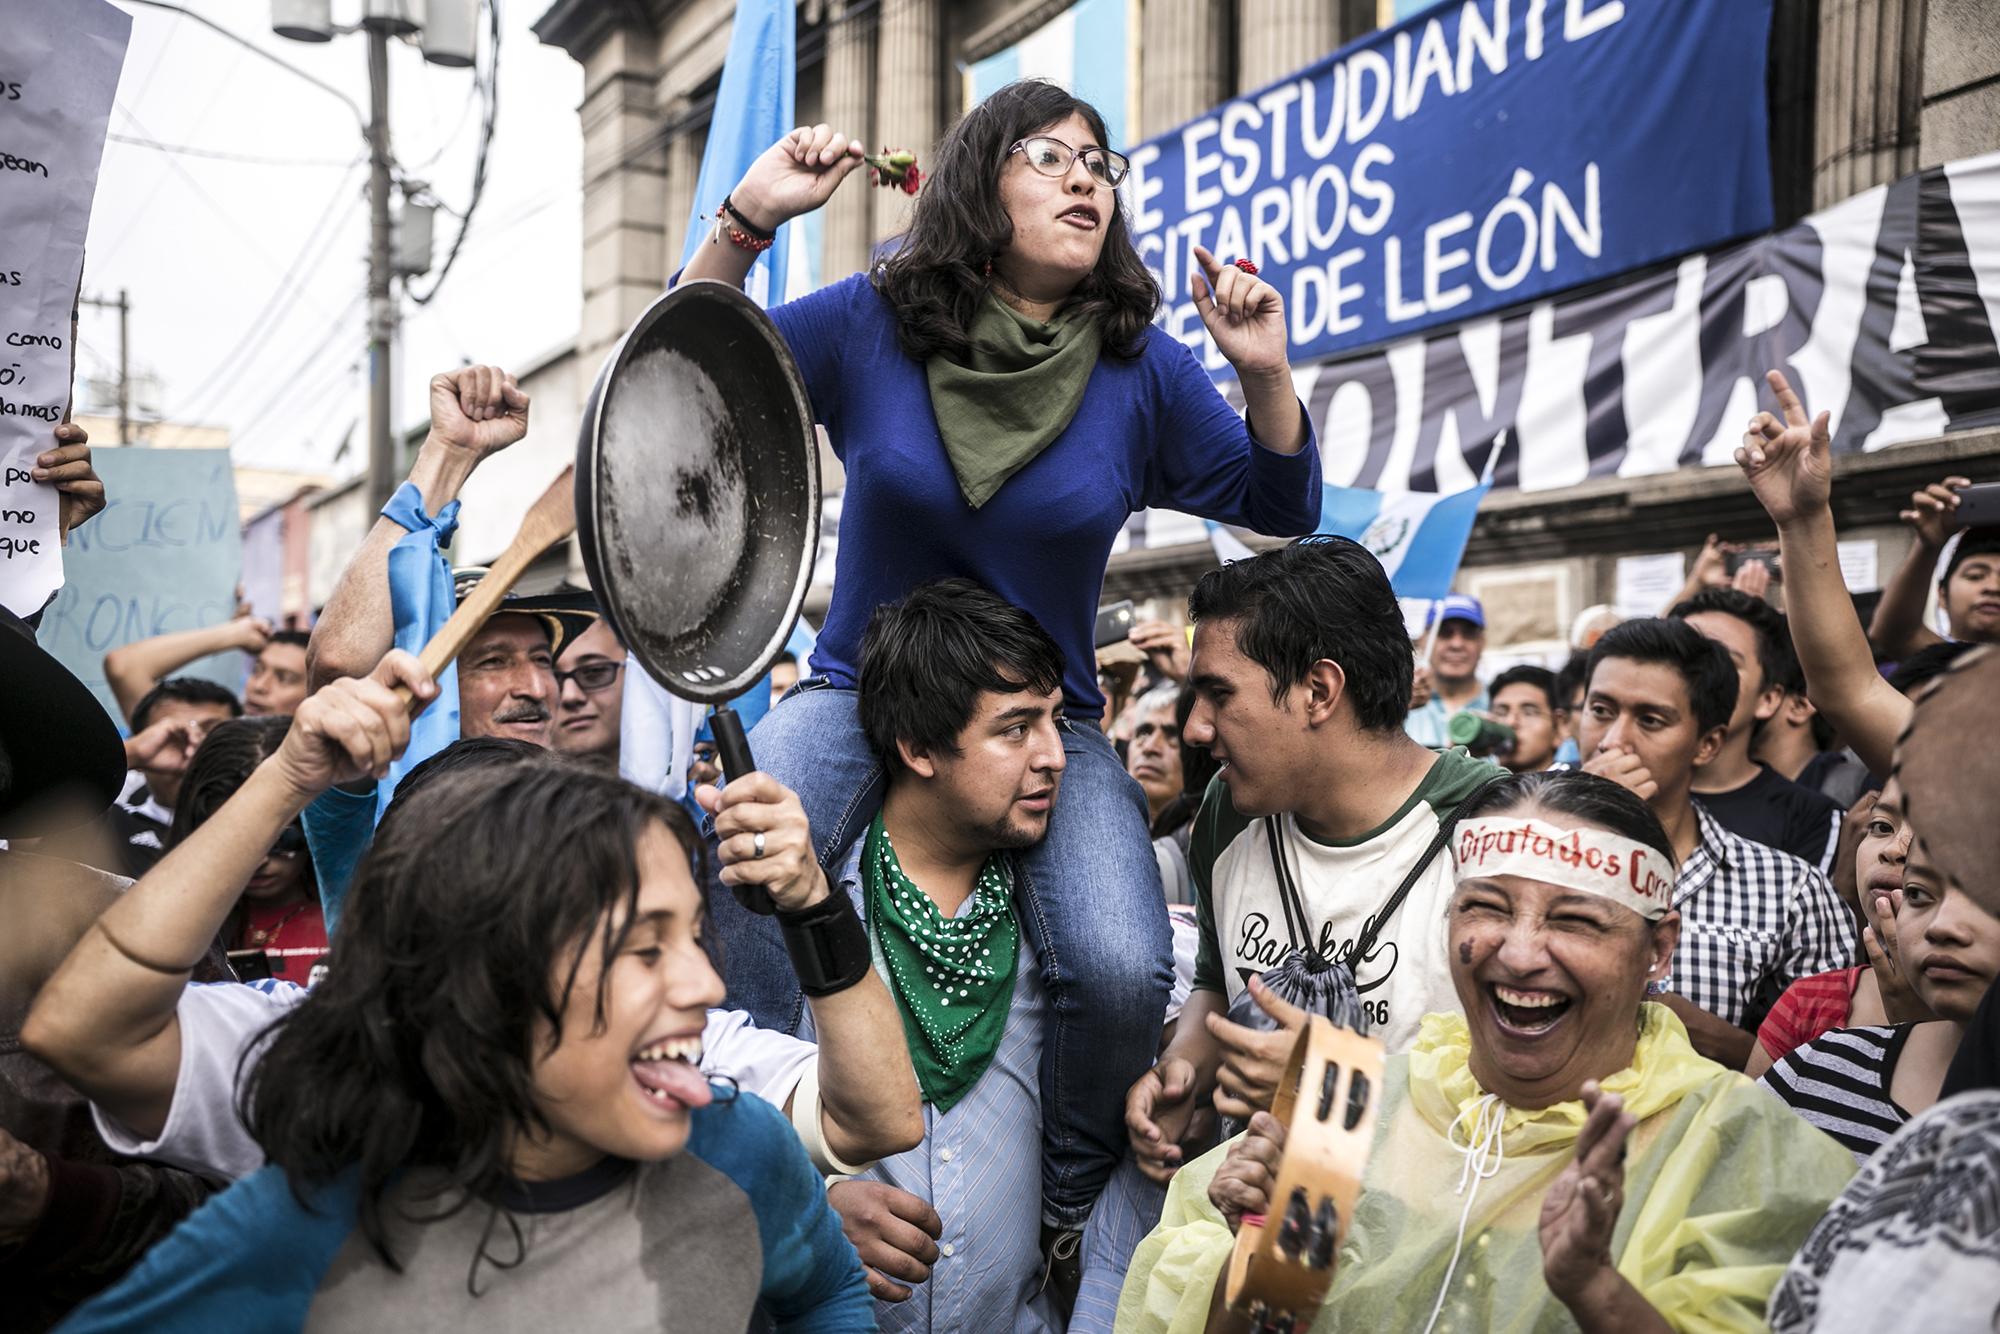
[{"xmin": 1539, "ymin": 1082, "xmax": 1634, "ymax": 1304}]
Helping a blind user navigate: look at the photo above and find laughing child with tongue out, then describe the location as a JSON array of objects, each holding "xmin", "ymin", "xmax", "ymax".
[{"xmin": 52, "ymin": 653, "xmax": 875, "ymax": 1334}]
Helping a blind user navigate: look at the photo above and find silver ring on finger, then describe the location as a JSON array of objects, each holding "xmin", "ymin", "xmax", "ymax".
[{"xmin": 753, "ymin": 831, "xmax": 767, "ymax": 859}]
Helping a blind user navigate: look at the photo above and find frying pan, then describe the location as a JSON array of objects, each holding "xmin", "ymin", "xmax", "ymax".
[{"xmin": 574, "ymin": 279, "xmax": 821, "ymax": 912}]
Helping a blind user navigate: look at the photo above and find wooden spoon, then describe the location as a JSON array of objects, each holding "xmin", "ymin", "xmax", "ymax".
[{"xmin": 396, "ymin": 464, "xmax": 577, "ymax": 708}]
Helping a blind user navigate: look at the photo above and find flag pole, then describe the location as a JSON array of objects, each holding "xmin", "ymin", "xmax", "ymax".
[{"xmin": 1418, "ymin": 601, "xmax": 1444, "ymax": 670}]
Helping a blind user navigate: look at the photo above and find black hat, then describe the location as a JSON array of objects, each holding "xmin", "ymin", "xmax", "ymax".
[
  {"xmin": 450, "ymin": 569, "xmax": 600, "ymax": 659},
  {"xmin": 0, "ymin": 607, "xmax": 126, "ymax": 837}
]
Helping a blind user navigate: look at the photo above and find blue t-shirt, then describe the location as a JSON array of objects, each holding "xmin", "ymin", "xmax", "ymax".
[
  {"xmin": 769, "ymin": 274, "xmax": 1322, "ymax": 712},
  {"xmin": 59, "ymin": 1087, "xmax": 872, "ymax": 1333}
]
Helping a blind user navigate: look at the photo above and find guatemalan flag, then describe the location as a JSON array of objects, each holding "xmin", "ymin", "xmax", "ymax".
[
  {"xmin": 1211, "ymin": 480, "xmax": 1492, "ymax": 602},
  {"xmin": 675, "ymin": 0, "xmax": 819, "ymax": 306}
]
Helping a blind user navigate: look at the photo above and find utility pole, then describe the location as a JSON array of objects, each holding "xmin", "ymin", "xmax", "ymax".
[
  {"xmin": 365, "ymin": 27, "xmax": 396, "ymax": 515},
  {"xmin": 78, "ymin": 290, "xmax": 131, "ymax": 444}
]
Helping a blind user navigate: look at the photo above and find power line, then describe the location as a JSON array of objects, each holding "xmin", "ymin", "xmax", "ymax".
[
  {"xmin": 107, "ymin": 131, "xmax": 358, "ymax": 168},
  {"xmin": 121, "ymin": 0, "xmax": 367, "ymax": 130},
  {"xmin": 230, "ymin": 301, "xmax": 366, "ymax": 448},
  {"xmin": 405, "ymin": 0, "xmax": 500, "ymax": 306},
  {"xmin": 172, "ymin": 155, "xmax": 367, "ymax": 425}
]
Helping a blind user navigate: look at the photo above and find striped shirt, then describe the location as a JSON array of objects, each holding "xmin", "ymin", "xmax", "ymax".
[
  {"xmin": 1668, "ymin": 803, "xmax": 1857, "ymax": 1031},
  {"xmin": 1760, "ymin": 1024, "xmax": 1913, "ymax": 1160}
]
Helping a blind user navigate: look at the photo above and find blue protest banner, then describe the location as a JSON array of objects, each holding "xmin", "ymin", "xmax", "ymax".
[
  {"xmin": 37, "ymin": 448, "xmax": 243, "ymax": 721},
  {"xmin": 1127, "ymin": 0, "xmax": 1775, "ymax": 374}
]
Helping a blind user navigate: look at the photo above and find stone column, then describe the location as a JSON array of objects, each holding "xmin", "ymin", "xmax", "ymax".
[
  {"xmin": 873, "ymin": 0, "xmax": 939, "ymax": 241},
  {"xmin": 1920, "ymin": 0, "xmax": 2000, "ymax": 169},
  {"xmin": 1814, "ymin": 0, "xmax": 1925, "ymax": 209},
  {"xmin": 577, "ymin": 26, "xmax": 668, "ymax": 368},
  {"xmin": 821, "ymin": 0, "xmax": 878, "ymax": 278},
  {"xmin": 1236, "ymin": 0, "xmax": 1339, "ymax": 94},
  {"xmin": 1139, "ymin": 0, "xmax": 1230, "ymax": 139}
]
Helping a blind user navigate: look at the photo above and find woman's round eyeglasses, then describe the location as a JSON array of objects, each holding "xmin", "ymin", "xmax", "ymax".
[{"xmin": 1008, "ymin": 136, "xmax": 1130, "ymax": 188}]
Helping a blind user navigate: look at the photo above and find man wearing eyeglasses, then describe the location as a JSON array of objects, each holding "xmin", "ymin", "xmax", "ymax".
[{"xmin": 553, "ymin": 615, "xmax": 626, "ymax": 764}]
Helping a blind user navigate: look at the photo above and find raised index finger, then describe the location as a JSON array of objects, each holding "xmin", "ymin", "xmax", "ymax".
[
  {"xmin": 1191, "ymin": 244, "xmax": 1225, "ymax": 284},
  {"xmin": 1765, "ymin": 369, "xmax": 1807, "ymax": 428}
]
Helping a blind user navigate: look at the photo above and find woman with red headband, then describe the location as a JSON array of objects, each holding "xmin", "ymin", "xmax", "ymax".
[
  {"xmin": 1118, "ymin": 770, "xmax": 1855, "ymax": 1332},
  {"xmin": 679, "ymin": 78, "xmax": 1321, "ymax": 1254}
]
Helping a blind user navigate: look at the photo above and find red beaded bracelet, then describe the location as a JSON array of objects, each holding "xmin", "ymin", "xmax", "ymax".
[{"xmin": 711, "ymin": 201, "xmax": 775, "ymax": 254}]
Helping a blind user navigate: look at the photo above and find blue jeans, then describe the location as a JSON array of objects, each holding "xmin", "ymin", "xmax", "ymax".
[{"xmin": 707, "ymin": 680, "xmax": 1173, "ymax": 1226}]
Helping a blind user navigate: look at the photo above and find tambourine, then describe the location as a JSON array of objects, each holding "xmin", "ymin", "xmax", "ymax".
[{"xmin": 1222, "ymin": 1016, "xmax": 1385, "ymax": 1334}]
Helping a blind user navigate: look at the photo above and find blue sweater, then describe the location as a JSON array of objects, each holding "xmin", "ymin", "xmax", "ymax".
[{"xmin": 770, "ymin": 275, "xmax": 1322, "ymax": 712}]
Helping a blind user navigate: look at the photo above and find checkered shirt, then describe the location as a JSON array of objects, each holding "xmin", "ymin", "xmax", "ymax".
[{"xmin": 1667, "ymin": 802, "xmax": 1858, "ymax": 1029}]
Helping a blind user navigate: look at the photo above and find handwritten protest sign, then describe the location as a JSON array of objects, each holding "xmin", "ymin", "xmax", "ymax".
[
  {"xmin": 38, "ymin": 448, "xmax": 243, "ymax": 720},
  {"xmin": 0, "ymin": 0, "xmax": 131, "ymax": 616}
]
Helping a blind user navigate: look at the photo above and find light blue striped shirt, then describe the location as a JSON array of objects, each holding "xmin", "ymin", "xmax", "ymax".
[{"xmin": 802, "ymin": 847, "xmax": 1158, "ymax": 1332}]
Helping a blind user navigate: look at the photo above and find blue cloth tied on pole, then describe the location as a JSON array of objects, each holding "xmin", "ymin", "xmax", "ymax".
[{"xmin": 378, "ymin": 481, "xmax": 462, "ymax": 819}]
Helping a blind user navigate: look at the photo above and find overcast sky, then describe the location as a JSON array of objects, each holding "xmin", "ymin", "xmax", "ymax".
[{"xmin": 81, "ymin": 0, "xmax": 583, "ymax": 477}]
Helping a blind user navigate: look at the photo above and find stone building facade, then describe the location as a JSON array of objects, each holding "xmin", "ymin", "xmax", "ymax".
[{"xmin": 532, "ymin": 0, "xmax": 2000, "ymax": 650}]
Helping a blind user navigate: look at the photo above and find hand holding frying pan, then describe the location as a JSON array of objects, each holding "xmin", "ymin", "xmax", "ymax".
[{"xmin": 575, "ymin": 281, "xmax": 821, "ymax": 914}]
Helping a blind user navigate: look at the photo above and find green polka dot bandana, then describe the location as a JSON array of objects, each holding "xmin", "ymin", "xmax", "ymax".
[{"xmin": 863, "ymin": 812, "xmax": 1020, "ymax": 1112}]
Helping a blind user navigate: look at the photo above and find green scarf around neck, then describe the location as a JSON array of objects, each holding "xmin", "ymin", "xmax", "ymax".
[
  {"xmin": 924, "ymin": 291, "xmax": 1103, "ymax": 509},
  {"xmin": 862, "ymin": 813, "xmax": 1020, "ymax": 1112}
]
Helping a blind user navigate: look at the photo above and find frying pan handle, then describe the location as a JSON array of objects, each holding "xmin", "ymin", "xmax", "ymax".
[
  {"xmin": 709, "ymin": 707, "xmax": 776, "ymax": 916},
  {"xmin": 711, "ymin": 708, "xmax": 756, "ymax": 784}
]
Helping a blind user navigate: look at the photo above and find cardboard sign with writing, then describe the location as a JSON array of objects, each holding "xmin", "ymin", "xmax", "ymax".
[
  {"xmin": 37, "ymin": 448, "xmax": 243, "ymax": 720},
  {"xmin": 0, "ymin": 0, "xmax": 131, "ymax": 615}
]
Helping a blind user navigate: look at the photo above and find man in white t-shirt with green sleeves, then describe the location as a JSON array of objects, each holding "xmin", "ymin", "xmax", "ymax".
[{"xmin": 1124, "ymin": 537, "xmax": 1497, "ymax": 1184}]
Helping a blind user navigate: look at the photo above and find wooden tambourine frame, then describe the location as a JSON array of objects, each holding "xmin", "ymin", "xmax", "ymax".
[{"xmin": 1222, "ymin": 1016, "xmax": 1385, "ymax": 1333}]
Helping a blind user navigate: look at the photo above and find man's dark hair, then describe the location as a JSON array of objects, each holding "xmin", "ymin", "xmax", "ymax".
[
  {"xmin": 242, "ymin": 759, "xmax": 704, "ymax": 1270},
  {"xmin": 1669, "ymin": 587, "xmax": 1804, "ymax": 695},
  {"xmin": 379, "ymin": 736, "xmax": 548, "ymax": 830},
  {"xmin": 774, "ymin": 650, "xmax": 797, "ymax": 668},
  {"xmin": 1585, "ymin": 618, "xmax": 1739, "ymax": 736},
  {"xmin": 1462, "ymin": 768, "xmax": 1676, "ymax": 868},
  {"xmin": 1554, "ymin": 653, "xmax": 1589, "ymax": 708},
  {"xmin": 1488, "ymin": 664, "xmax": 1561, "ymax": 714},
  {"xmin": 131, "ymin": 676, "xmax": 243, "ymax": 733},
  {"xmin": 1940, "ymin": 526, "xmax": 2000, "ymax": 584},
  {"xmin": 1187, "ymin": 538, "xmax": 1412, "ymax": 732},
  {"xmin": 1887, "ymin": 639, "xmax": 1979, "ymax": 696},
  {"xmin": 875, "ymin": 79, "xmax": 1159, "ymax": 362},
  {"xmin": 267, "ymin": 629, "xmax": 311, "ymax": 651},
  {"xmin": 859, "ymin": 578, "xmax": 1065, "ymax": 775}
]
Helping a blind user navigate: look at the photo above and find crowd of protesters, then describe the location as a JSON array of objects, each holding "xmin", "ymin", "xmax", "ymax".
[{"xmin": 2, "ymin": 78, "xmax": 1996, "ymax": 1334}]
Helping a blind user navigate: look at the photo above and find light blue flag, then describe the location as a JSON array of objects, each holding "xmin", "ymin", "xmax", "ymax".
[
  {"xmin": 378, "ymin": 482, "xmax": 462, "ymax": 819},
  {"xmin": 678, "ymin": 0, "xmax": 794, "ymax": 305},
  {"xmin": 1208, "ymin": 480, "xmax": 1491, "ymax": 602}
]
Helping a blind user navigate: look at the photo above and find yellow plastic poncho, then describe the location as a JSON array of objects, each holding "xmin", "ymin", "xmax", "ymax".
[{"xmin": 1115, "ymin": 1005, "xmax": 1856, "ymax": 1334}]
